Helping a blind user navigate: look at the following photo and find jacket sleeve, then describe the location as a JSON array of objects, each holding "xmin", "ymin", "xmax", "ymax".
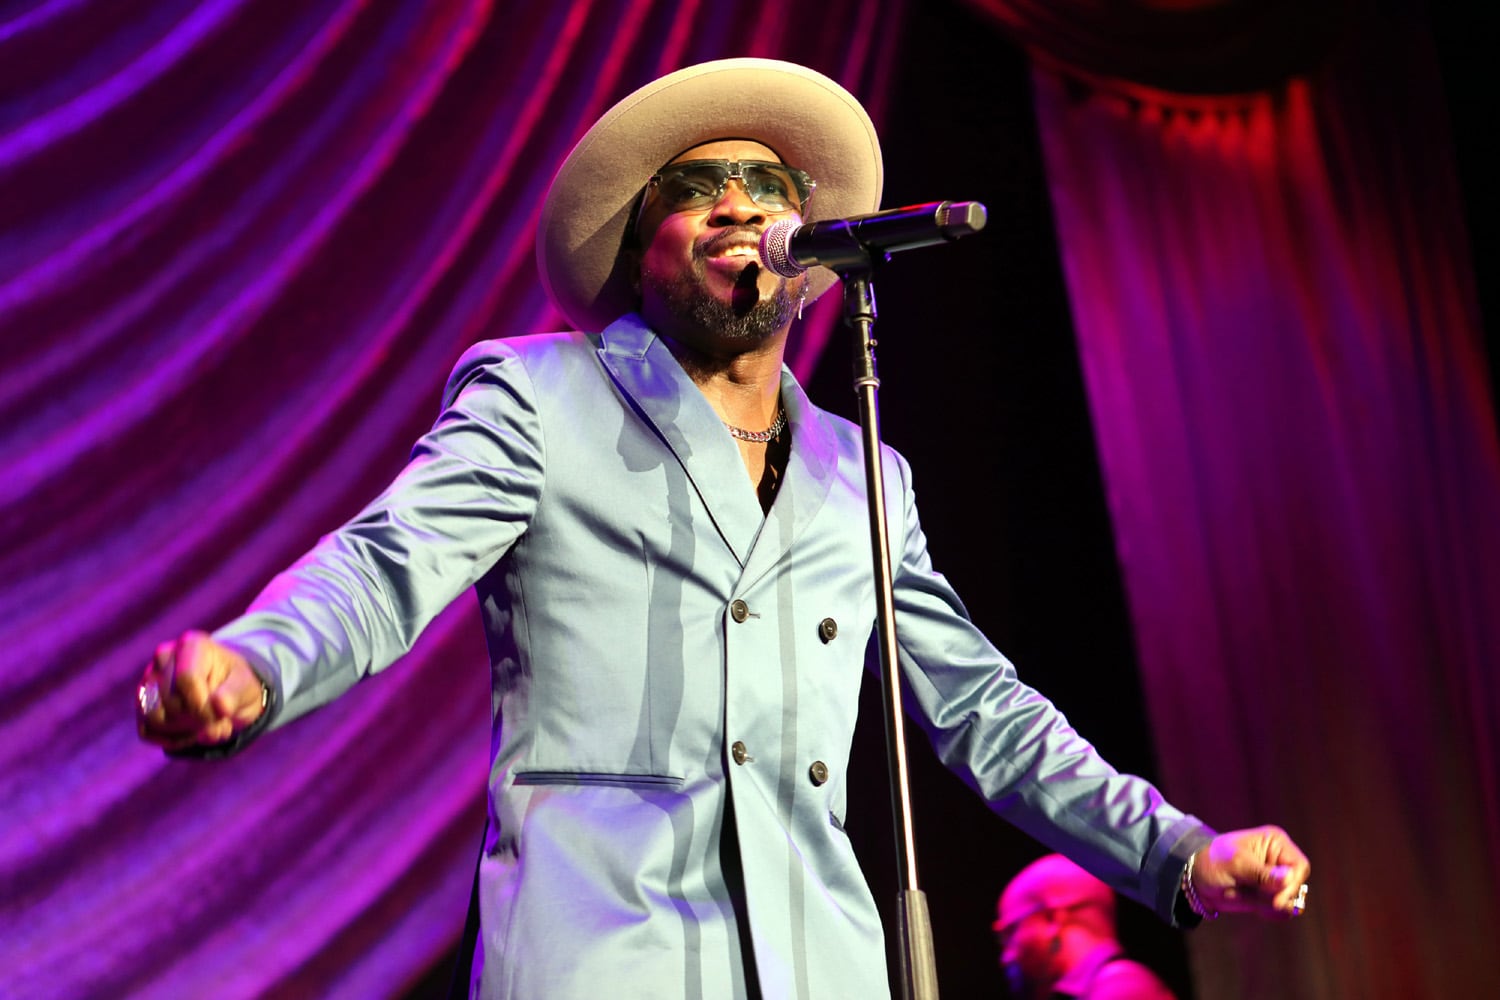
[
  {"xmin": 209, "ymin": 339, "xmax": 546, "ymax": 735},
  {"xmin": 884, "ymin": 449, "xmax": 1212, "ymax": 924}
]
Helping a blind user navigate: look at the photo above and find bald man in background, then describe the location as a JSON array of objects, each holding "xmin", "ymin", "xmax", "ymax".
[{"xmin": 995, "ymin": 854, "xmax": 1178, "ymax": 1000}]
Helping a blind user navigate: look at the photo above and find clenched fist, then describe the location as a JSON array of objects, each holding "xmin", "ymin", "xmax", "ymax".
[
  {"xmin": 136, "ymin": 631, "xmax": 267, "ymax": 751},
  {"xmin": 1189, "ymin": 825, "xmax": 1312, "ymax": 920}
]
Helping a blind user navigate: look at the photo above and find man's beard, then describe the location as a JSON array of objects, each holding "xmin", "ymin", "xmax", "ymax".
[{"xmin": 642, "ymin": 249, "xmax": 800, "ymax": 346}]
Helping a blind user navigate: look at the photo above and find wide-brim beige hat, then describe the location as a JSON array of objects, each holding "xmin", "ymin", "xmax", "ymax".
[{"xmin": 537, "ymin": 58, "xmax": 884, "ymax": 332}]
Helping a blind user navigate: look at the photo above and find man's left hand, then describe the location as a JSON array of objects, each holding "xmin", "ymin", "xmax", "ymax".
[{"xmin": 1192, "ymin": 825, "xmax": 1311, "ymax": 920}]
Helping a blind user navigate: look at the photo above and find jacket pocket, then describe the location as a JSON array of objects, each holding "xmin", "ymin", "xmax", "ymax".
[{"xmin": 512, "ymin": 769, "xmax": 684, "ymax": 790}]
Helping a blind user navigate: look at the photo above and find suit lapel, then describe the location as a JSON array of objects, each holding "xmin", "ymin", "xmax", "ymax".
[{"xmin": 595, "ymin": 315, "xmax": 764, "ymax": 565}]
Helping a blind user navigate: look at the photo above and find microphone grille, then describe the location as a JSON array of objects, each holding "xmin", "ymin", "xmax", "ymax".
[{"xmin": 759, "ymin": 220, "xmax": 805, "ymax": 277}]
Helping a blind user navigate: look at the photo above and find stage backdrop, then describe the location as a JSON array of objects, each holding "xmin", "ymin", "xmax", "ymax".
[
  {"xmin": 3, "ymin": 2, "xmax": 1496, "ymax": 999},
  {"xmin": 966, "ymin": 0, "xmax": 1500, "ymax": 997},
  {"xmin": 0, "ymin": 2, "xmax": 905, "ymax": 996}
]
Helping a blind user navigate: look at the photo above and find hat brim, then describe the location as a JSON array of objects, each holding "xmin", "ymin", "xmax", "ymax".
[{"xmin": 536, "ymin": 58, "xmax": 884, "ymax": 333}]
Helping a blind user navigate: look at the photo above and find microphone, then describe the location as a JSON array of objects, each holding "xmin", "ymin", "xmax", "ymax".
[{"xmin": 759, "ymin": 201, "xmax": 987, "ymax": 277}]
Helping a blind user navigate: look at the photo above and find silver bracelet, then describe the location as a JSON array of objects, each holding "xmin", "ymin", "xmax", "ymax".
[{"xmin": 1182, "ymin": 851, "xmax": 1219, "ymax": 920}]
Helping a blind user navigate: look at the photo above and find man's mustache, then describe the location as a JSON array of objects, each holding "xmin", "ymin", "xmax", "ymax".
[{"xmin": 694, "ymin": 226, "xmax": 764, "ymax": 262}]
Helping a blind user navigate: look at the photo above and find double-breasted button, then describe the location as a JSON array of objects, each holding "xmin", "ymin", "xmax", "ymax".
[
  {"xmin": 818, "ymin": 617, "xmax": 838, "ymax": 643},
  {"xmin": 729, "ymin": 599, "xmax": 750, "ymax": 623},
  {"xmin": 731, "ymin": 740, "xmax": 751, "ymax": 765},
  {"xmin": 808, "ymin": 760, "xmax": 829, "ymax": 786}
]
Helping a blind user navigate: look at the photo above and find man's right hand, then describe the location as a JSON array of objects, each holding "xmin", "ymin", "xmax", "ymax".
[{"xmin": 136, "ymin": 631, "xmax": 267, "ymax": 751}]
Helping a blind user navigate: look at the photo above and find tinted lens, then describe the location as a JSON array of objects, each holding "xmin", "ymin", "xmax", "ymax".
[
  {"xmin": 652, "ymin": 160, "xmax": 810, "ymax": 213},
  {"xmin": 655, "ymin": 163, "xmax": 732, "ymax": 210},
  {"xmin": 739, "ymin": 164, "xmax": 799, "ymax": 211}
]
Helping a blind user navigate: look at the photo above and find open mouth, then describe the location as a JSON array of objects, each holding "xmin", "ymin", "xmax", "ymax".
[
  {"xmin": 699, "ymin": 230, "xmax": 763, "ymax": 266},
  {"xmin": 708, "ymin": 243, "xmax": 760, "ymax": 260}
]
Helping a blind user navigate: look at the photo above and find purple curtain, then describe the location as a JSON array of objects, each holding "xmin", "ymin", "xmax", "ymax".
[
  {"xmin": 1016, "ymin": 7, "xmax": 1500, "ymax": 1000},
  {"xmin": 0, "ymin": 2, "xmax": 905, "ymax": 996}
]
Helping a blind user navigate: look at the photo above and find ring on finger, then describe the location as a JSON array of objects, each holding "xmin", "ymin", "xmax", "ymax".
[{"xmin": 138, "ymin": 680, "xmax": 161, "ymax": 715}]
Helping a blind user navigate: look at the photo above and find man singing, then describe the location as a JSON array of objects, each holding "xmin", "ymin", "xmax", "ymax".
[{"xmin": 137, "ymin": 58, "xmax": 1310, "ymax": 999}]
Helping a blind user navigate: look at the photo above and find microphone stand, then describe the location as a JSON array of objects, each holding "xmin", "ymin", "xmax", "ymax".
[
  {"xmin": 771, "ymin": 200, "xmax": 982, "ymax": 998},
  {"xmin": 841, "ymin": 267, "xmax": 940, "ymax": 1000}
]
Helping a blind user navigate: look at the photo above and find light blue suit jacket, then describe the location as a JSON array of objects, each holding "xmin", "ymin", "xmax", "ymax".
[{"xmin": 217, "ymin": 314, "xmax": 1209, "ymax": 999}]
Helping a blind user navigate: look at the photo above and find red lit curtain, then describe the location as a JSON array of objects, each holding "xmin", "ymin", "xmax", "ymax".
[
  {"xmin": 967, "ymin": 1, "xmax": 1500, "ymax": 997},
  {"xmin": 0, "ymin": 2, "xmax": 904, "ymax": 996}
]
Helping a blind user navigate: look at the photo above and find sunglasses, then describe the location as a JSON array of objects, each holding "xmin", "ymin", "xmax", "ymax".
[{"xmin": 641, "ymin": 159, "xmax": 816, "ymax": 218}]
